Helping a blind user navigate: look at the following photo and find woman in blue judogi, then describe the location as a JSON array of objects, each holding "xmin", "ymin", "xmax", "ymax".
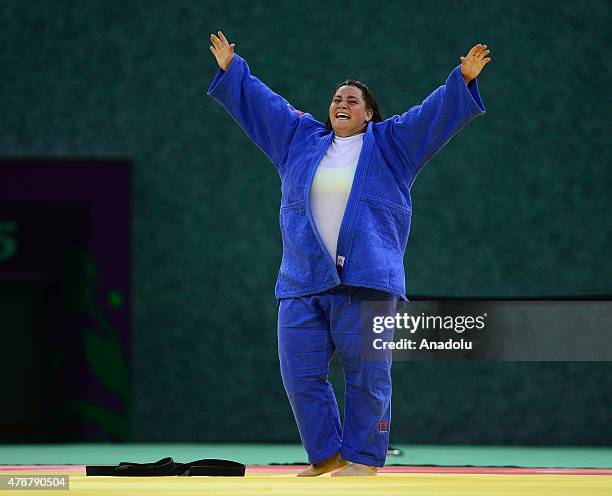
[{"xmin": 208, "ymin": 31, "xmax": 491, "ymax": 476}]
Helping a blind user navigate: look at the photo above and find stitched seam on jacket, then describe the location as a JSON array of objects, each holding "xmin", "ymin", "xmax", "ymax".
[
  {"xmin": 280, "ymin": 199, "xmax": 304, "ymax": 211},
  {"xmin": 363, "ymin": 194, "xmax": 411, "ymax": 214},
  {"xmin": 275, "ymin": 282, "xmax": 339, "ymax": 298},
  {"xmin": 339, "ymin": 279, "xmax": 406, "ymax": 299}
]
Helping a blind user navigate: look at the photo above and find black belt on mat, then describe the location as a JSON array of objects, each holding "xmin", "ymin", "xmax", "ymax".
[{"xmin": 86, "ymin": 457, "xmax": 245, "ymax": 477}]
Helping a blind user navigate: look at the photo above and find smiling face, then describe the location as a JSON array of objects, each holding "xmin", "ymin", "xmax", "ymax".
[{"xmin": 329, "ymin": 85, "xmax": 373, "ymax": 137}]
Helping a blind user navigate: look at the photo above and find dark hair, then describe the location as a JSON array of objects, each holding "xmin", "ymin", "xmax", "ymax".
[{"xmin": 324, "ymin": 79, "xmax": 384, "ymax": 133}]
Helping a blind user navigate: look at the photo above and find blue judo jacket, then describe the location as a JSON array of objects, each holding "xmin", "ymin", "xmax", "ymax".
[{"xmin": 207, "ymin": 54, "xmax": 485, "ymax": 300}]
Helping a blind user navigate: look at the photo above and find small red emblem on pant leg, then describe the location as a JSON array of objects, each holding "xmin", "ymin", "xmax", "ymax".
[{"xmin": 379, "ymin": 420, "xmax": 389, "ymax": 432}]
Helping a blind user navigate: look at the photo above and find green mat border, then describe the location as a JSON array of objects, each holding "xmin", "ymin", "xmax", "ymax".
[{"xmin": 1, "ymin": 444, "xmax": 611, "ymax": 469}]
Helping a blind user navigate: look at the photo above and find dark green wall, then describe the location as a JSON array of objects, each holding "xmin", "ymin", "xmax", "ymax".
[{"xmin": 1, "ymin": 0, "xmax": 610, "ymax": 444}]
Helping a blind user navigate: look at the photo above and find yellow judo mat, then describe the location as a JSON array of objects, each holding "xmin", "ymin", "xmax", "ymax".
[
  {"xmin": 1, "ymin": 445, "xmax": 611, "ymax": 495},
  {"xmin": 1, "ymin": 468, "xmax": 611, "ymax": 495}
]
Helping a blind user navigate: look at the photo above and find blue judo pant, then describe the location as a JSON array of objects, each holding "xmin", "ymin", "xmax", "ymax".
[{"xmin": 277, "ymin": 285, "xmax": 397, "ymax": 467}]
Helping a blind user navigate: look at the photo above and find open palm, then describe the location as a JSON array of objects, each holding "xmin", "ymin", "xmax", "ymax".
[
  {"xmin": 210, "ymin": 31, "xmax": 236, "ymax": 71},
  {"xmin": 460, "ymin": 44, "xmax": 492, "ymax": 83}
]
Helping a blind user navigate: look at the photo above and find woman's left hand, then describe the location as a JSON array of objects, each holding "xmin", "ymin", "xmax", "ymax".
[{"xmin": 460, "ymin": 44, "xmax": 492, "ymax": 84}]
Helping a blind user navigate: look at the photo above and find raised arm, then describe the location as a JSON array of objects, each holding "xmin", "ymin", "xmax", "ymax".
[
  {"xmin": 375, "ymin": 44, "xmax": 491, "ymax": 179},
  {"xmin": 207, "ymin": 31, "xmax": 306, "ymax": 170}
]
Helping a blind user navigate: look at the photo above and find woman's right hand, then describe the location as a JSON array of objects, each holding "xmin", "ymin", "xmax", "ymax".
[{"xmin": 210, "ymin": 31, "xmax": 236, "ymax": 71}]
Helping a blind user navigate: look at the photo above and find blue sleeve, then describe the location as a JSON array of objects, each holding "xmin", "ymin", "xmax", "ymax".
[
  {"xmin": 375, "ymin": 65, "xmax": 486, "ymax": 177},
  {"xmin": 207, "ymin": 54, "xmax": 303, "ymax": 170}
]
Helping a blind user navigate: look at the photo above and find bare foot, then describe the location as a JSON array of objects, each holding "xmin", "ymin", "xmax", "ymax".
[
  {"xmin": 297, "ymin": 451, "xmax": 348, "ymax": 477},
  {"xmin": 331, "ymin": 462, "xmax": 378, "ymax": 476}
]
